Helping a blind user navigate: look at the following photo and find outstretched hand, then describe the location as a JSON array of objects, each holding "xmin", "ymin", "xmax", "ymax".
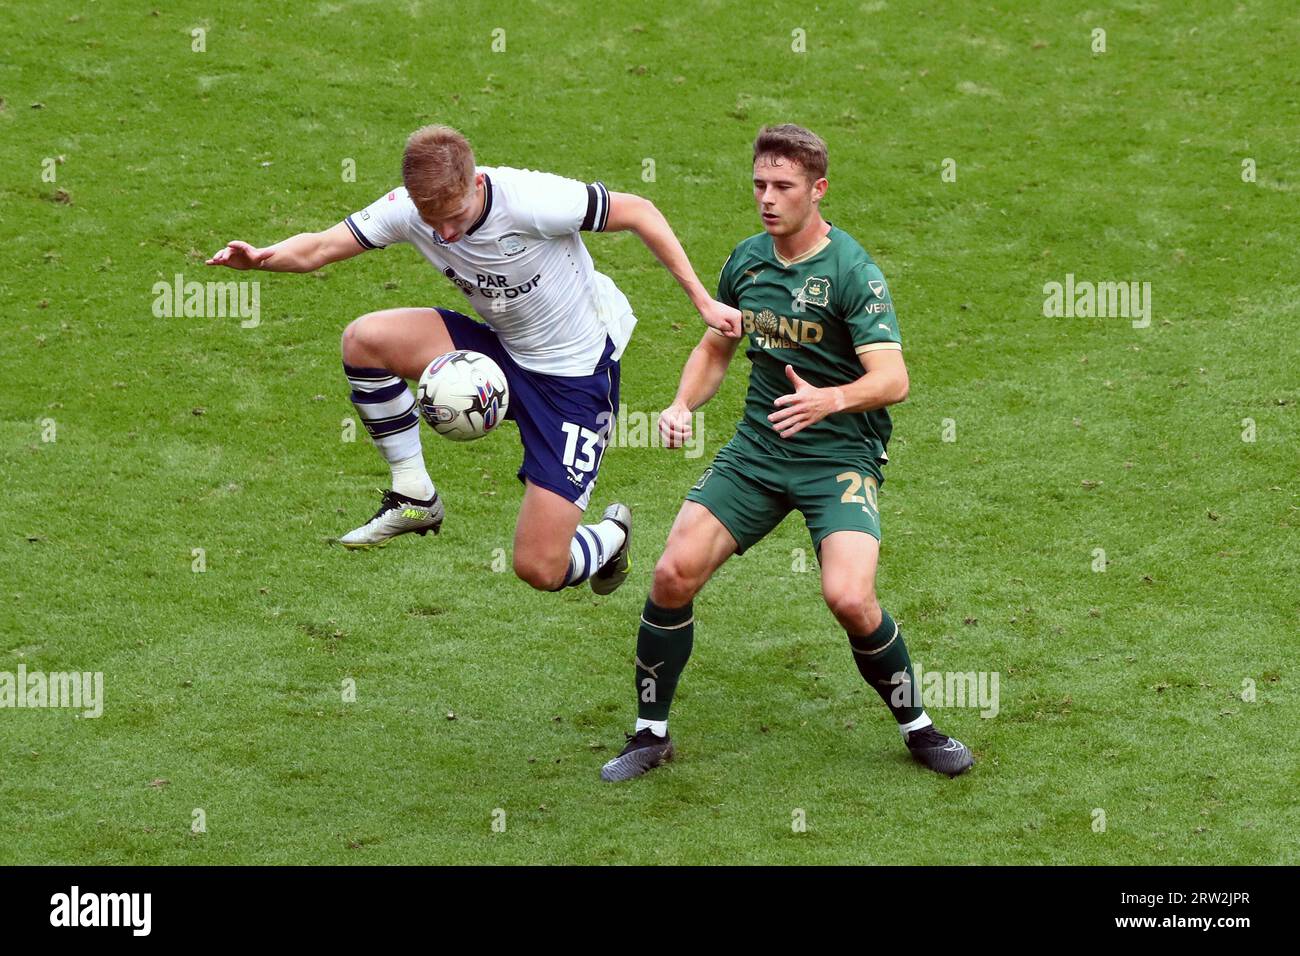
[{"xmin": 206, "ymin": 240, "xmax": 274, "ymax": 270}]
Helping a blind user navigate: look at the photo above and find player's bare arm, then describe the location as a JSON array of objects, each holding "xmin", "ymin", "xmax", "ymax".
[
  {"xmin": 205, "ymin": 220, "xmax": 366, "ymax": 273},
  {"xmin": 603, "ymin": 192, "xmax": 743, "ymax": 338},
  {"xmin": 659, "ymin": 329, "xmax": 742, "ymax": 448},
  {"xmin": 767, "ymin": 349, "xmax": 909, "ymax": 440}
]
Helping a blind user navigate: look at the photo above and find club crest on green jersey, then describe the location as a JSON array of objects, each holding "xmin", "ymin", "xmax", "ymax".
[{"xmin": 796, "ymin": 275, "xmax": 831, "ymax": 308}]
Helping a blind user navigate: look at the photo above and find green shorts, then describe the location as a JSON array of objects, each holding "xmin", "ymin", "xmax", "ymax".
[{"xmin": 685, "ymin": 428, "xmax": 885, "ymax": 555}]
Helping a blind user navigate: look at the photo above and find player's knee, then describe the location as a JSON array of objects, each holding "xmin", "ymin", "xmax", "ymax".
[
  {"xmin": 513, "ymin": 552, "xmax": 566, "ymax": 592},
  {"xmin": 341, "ymin": 313, "xmax": 384, "ymax": 365},
  {"xmin": 651, "ymin": 554, "xmax": 701, "ymax": 607},
  {"xmin": 825, "ymin": 589, "xmax": 881, "ymax": 633}
]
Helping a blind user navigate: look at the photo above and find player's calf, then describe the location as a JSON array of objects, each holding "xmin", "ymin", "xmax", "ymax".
[
  {"xmin": 844, "ymin": 606, "xmax": 975, "ymax": 777},
  {"xmin": 513, "ymin": 492, "xmax": 631, "ymax": 593},
  {"xmin": 338, "ymin": 309, "xmax": 452, "ymax": 546},
  {"xmin": 600, "ymin": 597, "xmax": 694, "ymax": 782},
  {"xmin": 339, "ymin": 353, "xmax": 444, "ymax": 547},
  {"xmin": 599, "ymin": 502, "xmax": 737, "ymax": 781},
  {"xmin": 546, "ymin": 505, "xmax": 630, "ymax": 592},
  {"xmin": 513, "ymin": 550, "xmax": 569, "ymax": 591}
]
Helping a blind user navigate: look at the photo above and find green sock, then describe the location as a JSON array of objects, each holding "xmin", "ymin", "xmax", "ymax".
[
  {"xmin": 847, "ymin": 608, "xmax": 923, "ymax": 724},
  {"xmin": 635, "ymin": 598, "xmax": 695, "ymax": 722}
]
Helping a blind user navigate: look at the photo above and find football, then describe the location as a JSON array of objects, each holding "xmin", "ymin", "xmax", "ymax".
[{"xmin": 416, "ymin": 350, "xmax": 509, "ymax": 441}]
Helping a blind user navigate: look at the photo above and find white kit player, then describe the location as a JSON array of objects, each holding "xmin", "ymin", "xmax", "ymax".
[{"xmin": 208, "ymin": 125, "xmax": 742, "ymax": 594}]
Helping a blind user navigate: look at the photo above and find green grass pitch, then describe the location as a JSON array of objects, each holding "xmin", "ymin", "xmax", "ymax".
[{"xmin": 0, "ymin": 0, "xmax": 1294, "ymax": 864}]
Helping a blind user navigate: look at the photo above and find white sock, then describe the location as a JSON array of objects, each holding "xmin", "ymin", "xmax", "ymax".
[
  {"xmin": 898, "ymin": 712, "xmax": 933, "ymax": 739},
  {"xmin": 391, "ymin": 454, "xmax": 435, "ymax": 501},
  {"xmin": 561, "ymin": 518, "xmax": 627, "ymax": 587},
  {"xmin": 344, "ymin": 365, "xmax": 434, "ymax": 499},
  {"xmin": 635, "ymin": 718, "xmax": 668, "ymax": 738},
  {"xmin": 588, "ymin": 517, "xmax": 627, "ymax": 559}
]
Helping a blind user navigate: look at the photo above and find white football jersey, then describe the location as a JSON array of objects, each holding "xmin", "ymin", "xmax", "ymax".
[{"xmin": 346, "ymin": 166, "xmax": 636, "ymax": 377}]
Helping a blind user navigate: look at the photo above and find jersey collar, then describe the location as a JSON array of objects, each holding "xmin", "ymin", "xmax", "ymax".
[
  {"xmin": 465, "ymin": 173, "xmax": 494, "ymax": 237},
  {"xmin": 771, "ymin": 227, "xmax": 832, "ymax": 267}
]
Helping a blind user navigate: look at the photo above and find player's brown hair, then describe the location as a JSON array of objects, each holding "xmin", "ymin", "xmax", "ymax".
[
  {"xmin": 753, "ymin": 124, "xmax": 828, "ymax": 181},
  {"xmin": 402, "ymin": 125, "xmax": 477, "ymax": 215}
]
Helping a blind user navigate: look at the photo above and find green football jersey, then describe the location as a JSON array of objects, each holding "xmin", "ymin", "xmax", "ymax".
[{"xmin": 716, "ymin": 225, "xmax": 902, "ymax": 463}]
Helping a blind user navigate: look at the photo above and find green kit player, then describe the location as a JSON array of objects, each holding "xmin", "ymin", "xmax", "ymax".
[{"xmin": 600, "ymin": 125, "xmax": 974, "ymax": 781}]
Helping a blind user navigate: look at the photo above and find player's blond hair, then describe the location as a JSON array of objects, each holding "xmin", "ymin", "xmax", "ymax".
[
  {"xmin": 402, "ymin": 125, "xmax": 476, "ymax": 215},
  {"xmin": 753, "ymin": 124, "xmax": 828, "ymax": 182}
]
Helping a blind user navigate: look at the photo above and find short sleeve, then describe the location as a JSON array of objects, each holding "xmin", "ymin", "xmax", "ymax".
[
  {"xmin": 514, "ymin": 169, "xmax": 611, "ymax": 238},
  {"xmin": 345, "ymin": 187, "xmax": 415, "ymax": 250},
  {"xmin": 840, "ymin": 261, "xmax": 902, "ymax": 354},
  {"xmin": 716, "ymin": 251, "xmax": 738, "ymax": 308}
]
